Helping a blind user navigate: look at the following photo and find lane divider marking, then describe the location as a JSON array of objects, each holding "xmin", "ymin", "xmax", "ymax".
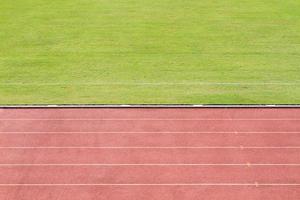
[
  {"xmin": 0, "ymin": 146, "xmax": 300, "ymax": 149},
  {"xmin": 1, "ymin": 131, "xmax": 299, "ymax": 134},
  {"xmin": 0, "ymin": 163, "xmax": 299, "ymax": 166},
  {"xmin": 1, "ymin": 118, "xmax": 300, "ymax": 121},
  {"xmin": 0, "ymin": 183, "xmax": 299, "ymax": 186}
]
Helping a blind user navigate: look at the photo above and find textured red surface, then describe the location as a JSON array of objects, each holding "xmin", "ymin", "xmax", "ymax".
[{"xmin": 0, "ymin": 108, "xmax": 300, "ymax": 199}]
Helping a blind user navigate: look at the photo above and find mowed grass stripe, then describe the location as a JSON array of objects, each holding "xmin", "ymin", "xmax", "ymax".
[{"xmin": 1, "ymin": 84, "xmax": 299, "ymax": 104}]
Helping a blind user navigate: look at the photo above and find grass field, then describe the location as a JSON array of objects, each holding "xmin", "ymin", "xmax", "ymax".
[{"xmin": 1, "ymin": 0, "xmax": 300, "ymax": 104}]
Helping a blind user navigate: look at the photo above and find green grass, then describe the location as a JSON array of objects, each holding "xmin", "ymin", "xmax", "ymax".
[{"xmin": 1, "ymin": 0, "xmax": 300, "ymax": 104}]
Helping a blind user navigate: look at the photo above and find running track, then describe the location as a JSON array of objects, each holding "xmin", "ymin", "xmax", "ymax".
[{"xmin": 0, "ymin": 107, "xmax": 300, "ymax": 199}]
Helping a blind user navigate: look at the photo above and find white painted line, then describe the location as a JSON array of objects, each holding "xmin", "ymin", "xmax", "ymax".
[
  {"xmin": 1, "ymin": 118, "xmax": 299, "ymax": 121},
  {"xmin": 0, "ymin": 163, "xmax": 300, "ymax": 166},
  {"xmin": 0, "ymin": 183, "xmax": 299, "ymax": 186},
  {"xmin": 1, "ymin": 82, "xmax": 300, "ymax": 86},
  {"xmin": 0, "ymin": 146, "xmax": 300, "ymax": 149},
  {"xmin": 0, "ymin": 131, "xmax": 299, "ymax": 134}
]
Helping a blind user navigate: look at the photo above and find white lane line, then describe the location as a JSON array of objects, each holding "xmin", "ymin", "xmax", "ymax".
[
  {"xmin": 1, "ymin": 82, "xmax": 300, "ymax": 86},
  {"xmin": 0, "ymin": 131, "xmax": 299, "ymax": 134},
  {"xmin": 0, "ymin": 146, "xmax": 300, "ymax": 149},
  {"xmin": 1, "ymin": 118, "xmax": 300, "ymax": 121},
  {"xmin": 0, "ymin": 183, "xmax": 299, "ymax": 186},
  {"xmin": 0, "ymin": 164, "xmax": 300, "ymax": 166}
]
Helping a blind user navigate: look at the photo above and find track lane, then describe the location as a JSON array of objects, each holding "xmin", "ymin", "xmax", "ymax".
[
  {"xmin": 1, "ymin": 148, "xmax": 299, "ymax": 164},
  {"xmin": 0, "ymin": 166, "xmax": 299, "ymax": 184},
  {"xmin": 0, "ymin": 186, "xmax": 299, "ymax": 200},
  {"xmin": 1, "ymin": 132, "xmax": 300, "ymax": 147},
  {"xmin": 1, "ymin": 120, "xmax": 300, "ymax": 132},
  {"xmin": 1, "ymin": 108, "xmax": 300, "ymax": 119}
]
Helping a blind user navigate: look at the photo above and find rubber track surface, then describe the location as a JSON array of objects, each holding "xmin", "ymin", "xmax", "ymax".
[{"xmin": 0, "ymin": 108, "xmax": 300, "ymax": 199}]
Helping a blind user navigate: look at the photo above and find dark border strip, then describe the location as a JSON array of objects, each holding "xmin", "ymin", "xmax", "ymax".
[{"xmin": 1, "ymin": 104, "xmax": 300, "ymax": 108}]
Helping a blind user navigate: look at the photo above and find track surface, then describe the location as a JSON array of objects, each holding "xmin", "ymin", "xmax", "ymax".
[{"xmin": 0, "ymin": 107, "xmax": 300, "ymax": 199}]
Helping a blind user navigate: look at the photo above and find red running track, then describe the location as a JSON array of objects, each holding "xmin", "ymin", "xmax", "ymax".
[{"xmin": 0, "ymin": 107, "xmax": 300, "ymax": 200}]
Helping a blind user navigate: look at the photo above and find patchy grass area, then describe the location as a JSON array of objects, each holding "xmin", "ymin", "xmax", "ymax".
[{"xmin": 0, "ymin": 0, "xmax": 300, "ymax": 104}]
